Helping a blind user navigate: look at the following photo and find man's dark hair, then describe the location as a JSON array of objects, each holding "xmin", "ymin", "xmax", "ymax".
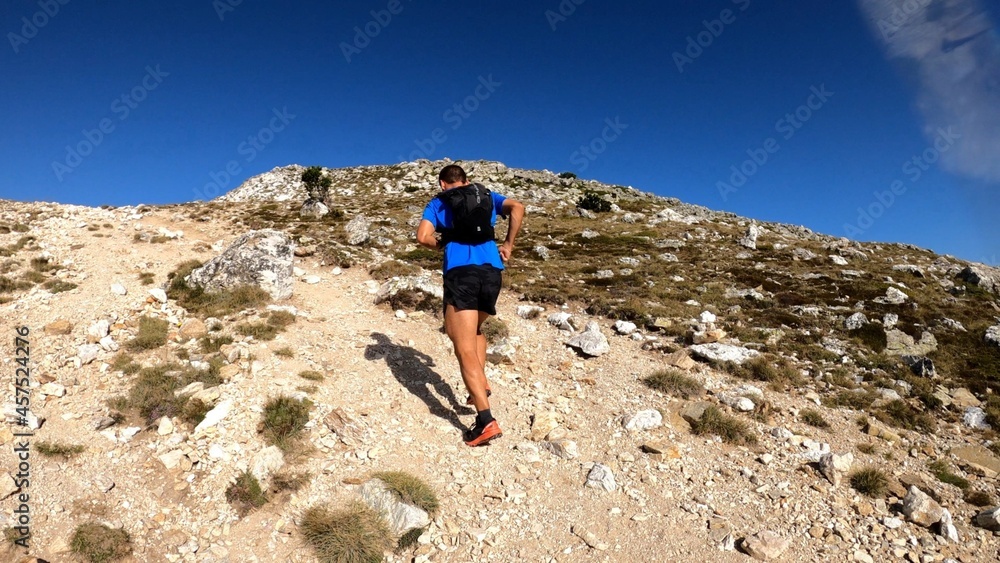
[{"xmin": 438, "ymin": 165, "xmax": 468, "ymax": 184}]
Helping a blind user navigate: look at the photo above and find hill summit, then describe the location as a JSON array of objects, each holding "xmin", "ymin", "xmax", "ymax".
[{"xmin": 0, "ymin": 159, "xmax": 999, "ymax": 561}]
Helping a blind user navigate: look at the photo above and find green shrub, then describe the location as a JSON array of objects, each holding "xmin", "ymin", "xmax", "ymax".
[
  {"xmin": 42, "ymin": 279, "xmax": 76, "ymax": 293},
  {"xmin": 479, "ymin": 317, "xmax": 509, "ymax": 344},
  {"xmin": 577, "ymin": 191, "xmax": 611, "ymax": 213},
  {"xmin": 70, "ymin": 523, "xmax": 132, "ymax": 563},
  {"xmin": 226, "ymin": 471, "xmax": 268, "ymax": 516},
  {"xmin": 642, "ymin": 369, "xmax": 704, "ymax": 399},
  {"xmin": 302, "ymin": 166, "xmax": 332, "ymax": 200},
  {"xmin": 965, "ymin": 490, "xmax": 994, "ymax": 507},
  {"xmin": 235, "ymin": 310, "xmax": 296, "ymax": 341},
  {"xmin": 274, "ymin": 346, "xmax": 295, "ymax": 358},
  {"xmin": 372, "ymin": 471, "xmax": 439, "ymax": 515},
  {"xmin": 823, "ymin": 389, "xmax": 879, "ymax": 411},
  {"xmin": 800, "ymin": 409, "xmax": 830, "ymax": 429},
  {"xmin": 261, "ymin": 395, "xmax": 311, "ymax": 451},
  {"xmin": 559, "ymin": 172, "xmax": 577, "ymax": 179},
  {"xmin": 849, "ymin": 324, "xmax": 888, "ymax": 353},
  {"xmin": 300, "ymin": 502, "xmax": 393, "ymax": 563},
  {"xmin": 110, "ymin": 353, "xmax": 141, "ymax": 375},
  {"xmin": 199, "ymin": 334, "xmax": 234, "ymax": 354},
  {"xmin": 298, "ymin": 370, "xmax": 324, "ymax": 381},
  {"xmin": 166, "ymin": 260, "xmax": 271, "ymax": 318},
  {"xmin": 34, "ymin": 441, "xmax": 85, "ymax": 458},
  {"xmin": 928, "ymin": 460, "xmax": 969, "ymax": 490},
  {"xmin": 849, "ymin": 467, "xmax": 889, "ymax": 497},
  {"xmin": 125, "ymin": 316, "xmax": 169, "ymax": 351},
  {"xmin": 715, "ymin": 355, "xmax": 802, "ymax": 390},
  {"xmin": 690, "ymin": 406, "xmax": 757, "ymax": 446},
  {"xmin": 873, "ymin": 399, "xmax": 935, "ymax": 433}
]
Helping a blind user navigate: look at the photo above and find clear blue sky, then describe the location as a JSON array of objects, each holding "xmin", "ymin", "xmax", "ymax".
[{"xmin": 2, "ymin": 0, "xmax": 998, "ymax": 264}]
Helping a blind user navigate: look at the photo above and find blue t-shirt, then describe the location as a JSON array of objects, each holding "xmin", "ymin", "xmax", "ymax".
[{"xmin": 422, "ymin": 189, "xmax": 507, "ymax": 273}]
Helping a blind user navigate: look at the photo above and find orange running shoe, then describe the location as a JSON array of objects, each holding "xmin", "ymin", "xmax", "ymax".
[{"xmin": 463, "ymin": 420, "xmax": 502, "ymax": 447}]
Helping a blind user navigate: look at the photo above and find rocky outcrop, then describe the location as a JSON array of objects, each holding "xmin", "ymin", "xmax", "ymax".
[{"xmin": 185, "ymin": 229, "xmax": 295, "ymax": 300}]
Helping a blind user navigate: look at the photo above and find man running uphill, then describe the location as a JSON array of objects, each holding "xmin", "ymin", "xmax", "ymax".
[{"xmin": 416, "ymin": 165, "xmax": 525, "ymax": 447}]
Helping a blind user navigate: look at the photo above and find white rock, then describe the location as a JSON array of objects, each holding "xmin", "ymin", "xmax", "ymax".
[
  {"xmin": 251, "ymin": 445, "xmax": 285, "ymax": 482},
  {"xmin": 38, "ymin": 383, "xmax": 66, "ymax": 397},
  {"xmin": 361, "ymin": 478, "xmax": 430, "ymax": 537},
  {"xmin": 293, "ymin": 267, "xmax": 305, "ymax": 276},
  {"xmin": 964, "ymin": 407, "xmax": 989, "ymax": 429},
  {"xmin": 541, "ymin": 439, "xmax": 579, "ymax": 460},
  {"xmin": 149, "ymin": 288, "xmax": 168, "ymax": 303},
  {"xmin": 209, "ymin": 444, "xmax": 230, "ymax": 461},
  {"xmin": 517, "ymin": 305, "xmax": 545, "ymax": 319},
  {"xmin": 689, "ymin": 343, "xmax": 760, "ymax": 365},
  {"xmin": 98, "ymin": 335, "xmax": 119, "ymax": 352},
  {"xmin": 194, "ymin": 399, "xmax": 232, "ymax": 434},
  {"xmin": 159, "ymin": 450, "xmax": 186, "ymax": 470},
  {"xmin": 986, "ymin": 324, "xmax": 1000, "ymax": 348},
  {"xmin": 77, "ymin": 343, "xmax": 102, "ymax": 365},
  {"xmin": 302, "ymin": 275, "xmax": 321, "ymax": 284},
  {"xmin": 157, "ymin": 417, "xmax": 174, "ymax": 435},
  {"xmin": 110, "ymin": 283, "xmax": 127, "ymax": 296},
  {"xmin": 566, "ymin": 322, "xmax": 610, "ymax": 357},
  {"xmin": 623, "ymin": 410, "xmax": 663, "ymax": 431},
  {"xmin": 585, "ymin": 463, "xmax": 617, "ymax": 491},
  {"xmin": 939, "ymin": 509, "xmax": 959, "ymax": 542},
  {"xmin": 845, "ymin": 313, "xmax": 868, "ymax": 330},
  {"xmin": 829, "ymin": 255, "xmax": 849, "ymax": 266},
  {"xmin": 613, "ymin": 320, "xmax": 637, "ymax": 335},
  {"xmin": 87, "ymin": 319, "xmax": 110, "ymax": 340},
  {"xmin": 699, "ymin": 311, "xmax": 717, "ymax": 324},
  {"xmin": 119, "ymin": 426, "xmax": 141, "ymax": 441}
]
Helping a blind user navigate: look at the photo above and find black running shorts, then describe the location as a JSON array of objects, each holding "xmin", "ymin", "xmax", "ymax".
[{"xmin": 443, "ymin": 264, "xmax": 503, "ymax": 315}]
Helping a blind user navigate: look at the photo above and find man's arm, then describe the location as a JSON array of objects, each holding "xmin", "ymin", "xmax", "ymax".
[
  {"xmin": 498, "ymin": 198, "xmax": 525, "ymax": 262},
  {"xmin": 416, "ymin": 219, "xmax": 441, "ymax": 250}
]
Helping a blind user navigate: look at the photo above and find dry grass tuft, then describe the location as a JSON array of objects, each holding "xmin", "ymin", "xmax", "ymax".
[
  {"xmin": 69, "ymin": 522, "xmax": 132, "ymax": 563},
  {"xmin": 642, "ymin": 369, "xmax": 704, "ymax": 399},
  {"xmin": 300, "ymin": 502, "xmax": 393, "ymax": 563}
]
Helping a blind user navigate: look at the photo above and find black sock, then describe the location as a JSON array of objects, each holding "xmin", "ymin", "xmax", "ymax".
[{"xmin": 476, "ymin": 409, "xmax": 494, "ymax": 428}]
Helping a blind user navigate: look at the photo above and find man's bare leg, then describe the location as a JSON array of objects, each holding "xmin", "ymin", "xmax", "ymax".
[
  {"xmin": 477, "ymin": 311, "xmax": 489, "ymax": 391},
  {"xmin": 445, "ymin": 305, "xmax": 490, "ymax": 411}
]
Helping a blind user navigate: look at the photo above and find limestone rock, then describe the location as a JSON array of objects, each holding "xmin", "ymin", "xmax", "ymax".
[
  {"xmin": 38, "ymin": 383, "xmax": 66, "ymax": 397},
  {"xmin": 0, "ymin": 473, "xmax": 19, "ymax": 500},
  {"xmin": 986, "ymin": 324, "xmax": 1000, "ymax": 348},
  {"xmin": 567, "ymin": 322, "xmax": 610, "ymax": 357},
  {"xmin": 541, "ymin": 439, "xmax": 579, "ymax": 460},
  {"xmin": 974, "ymin": 507, "xmax": 1000, "ymax": 531},
  {"xmin": 185, "ymin": 229, "xmax": 295, "ymax": 300},
  {"xmin": 250, "ymin": 445, "xmax": 285, "ymax": 482},
  {"xmin": 585, "ymin": 463, "xmax": 616, "ymax": 492},
  {"xmin": 325, "ymin": 408, "xmax": 366, "ymax": 447},
  {"xmin": 939, "ymin": 509, "xmax": 959, "ymax": 542},
  {"xmin": 361, "ymin": 478, "xmax": 430, "ymax": 537},
  {"xmin": 902, "ymin": 486, "xmax": 944, "ymax": 527},
  {"xmin": 486, "ymin": 338, "xmax": 516, "ymax": 365},
  {"xmin": 885, "ymin": 330, "xmax": 937, "ymax": 356},
  {"xmin": 845, "ymin": 313, "xmax": 868, "ymax": 330},
  {"xmin": 689, "ymin": 343, "xmax": 760, "ymax": 365},
  {"xmin": 547, "ymin": 312, "xmax": 576, "ymax": 332},
  {"xmin": 87, "ymin": 319, "xmax": 110, "ymax": 341},
  {"xmin": 622, "ymin": 410, "xmax": 663, "ymax": 431},
  {"xmin": 613, "ymin": 320, "xmax": 637, "ymax": 335},
  {"xmin": 178, "ymin": 318, "xmax": 207, "ymax": 339},
  {"xmin": 299, "ymin": 199, "xmax": 329, "ymax": 218},
  {"xmin": 950, "ymin": 445, "xmax": 1000, "ymax": 478},
  {"xmin": 958, "ymin": 264, "xmax": 1000, "ymax": 295},
  {"xmin": 516, "ymin": 305, "xmax": 544, "ymax": 319},
  {"xmin": 738, "ymin": 224, "xmax": 760, "ymax": 249},
  {"xmin": 344, "ymin": 215, "xmax": 371, "ymax": 246},
  {"xmin": 110, "ymin": 282, "xmax": 127, "ymax": 295},
  {"xmin": 77, "ymin": 343, "xmax": 102, "ymax": 365},
  {"xmin": 373, "ymin": 275, "xmax": 442, "ymax": 306},
  {"xmin": 664, "ymin": 350, "xmax": 697, "ymax": 370},
  {"xmin": 530, "ymin": 411, "xmax": 559, "ymax": 441},
  {"xmin": 149, "ymin": 288, "xmax": 168, "ymax": 303},
  {"xmin": 194, "ymin": 399, "xmax": 232, "ymax": 434},
  {"xmin": 875, "ymin": 286, "xmax": 909, "ymax": 305},
  {"xmin": 741, "ymin": 531, "xmax": 790, "ymax": 561},
  {"xmin": 818, "ymin": 452, "xmax": 854, "ymax": 487}
]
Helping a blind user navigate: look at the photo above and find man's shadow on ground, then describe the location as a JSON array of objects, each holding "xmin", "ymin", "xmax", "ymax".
[{"xmin": 364, "ymin": 332, "xmax": 473, "ymax": 431}]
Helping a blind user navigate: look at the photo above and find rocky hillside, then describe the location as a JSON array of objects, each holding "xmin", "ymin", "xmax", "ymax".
[{"xmin": 0, "ymin": 158, "xmax": 999, "ymax": 562}]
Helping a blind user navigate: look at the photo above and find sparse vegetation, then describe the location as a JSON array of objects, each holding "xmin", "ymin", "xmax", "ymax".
[
  {"xmin": 849, "ymin": 467, "xmax": 889, "ymax": 497},
  {"xmin": 690, "ymin": 406, "xmax": 757, "ymax": 446},
  {"xmin": 577, "ymin": 191, "xmax": 611, "ymax": 213},
  {"xmin": 261, "ymin": 395, "xmax": 312, "ymax": 451},
  {"xmin": 138, "ymin": 272, "xmax": 155, "ymax": 285},
  {"xmin": 479, "ymin": 317, "xmax": 509, "ymax": 344},
  {"xmin": 110, "ymin": 353, "xmax": 142, "ymax": 375},
  {"xmin": 928, "ymin": 460, "xmax": 969, "ymax": 490},
  {"xmin": 558, "ymin": 171, "xmax": 577, "ymax": 179},
  {"xmin": 271, "ymin": 471, "xmax": 311, "ymax": 493},
  {"xmin": 369, "ymin": 260, "xmax": 419, "ymax": 281},
  {"xmin": 235, "ymin": 310, "xmax": 296, "ymax": 341},
  {"xmin": 274, "ymin": 346, "xmax": 295, "ymax": 358},
  {"xmin": 166, "ymin": 260, "xmax": 271, "ymax": 318},
  {"xmin": 642, "ymin": 369, "xmax": 704, "ymax": 399},
  {"xmin": 34, "ymin": 441, "xmax": 85, "ymax": 458},
  {"xmin": 300, "ymin": 502, "xmax": 393, "ymax": 563},
  {"xmin": 226, "ymin": 471, "xmax": 268, "ymax": 516},
  {"xmin": 714, "ymin": 355, "xmax": 803, "ymax": 390},
  {"xmin": 199, "ymin": 334, "xmax": 234, "ymax": 354},
  {"xmin": 373, "ymin": 471, "xmax": 439, "ymax": 515},
  {"xmin": 42, "ymin": 278, "xmax": 77, "ymax": 293},
  {"xmin": 70, "ymin": 522, "xmax": 132, "ymax": 563},
  {"xmin": 965, "ymin": 490, "xmax": 995, "ymax": 507},
  {"xmin": 125, "ymin": 316, "xmax": 170, "ymax": 351},
  {"xmin": 800, "ymin": 409, "xmax": 830, "ymax": 429},
  {"xmin": 873, "ymin": 399, "xmax": 935, "ymax": 433},
  {"xmin": 857, "ymin": 443, "xmax": 877, "ymax": 455},
  {"xmin": 385, "ymin": 288, "xmax": 443, "ymax": 315},
  {"xmin": 298, "ymin": 370, "xmax": 324, "ymax": 381}
]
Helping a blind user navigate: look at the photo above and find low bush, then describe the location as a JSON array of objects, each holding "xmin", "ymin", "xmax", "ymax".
[
  {"xmin": 226, "ymin": 471, "xmax": 268, "ymax": 516},
  {"xmin": 690, "ymin": 406, "xmax": 757, "ymax": 446},
  {"xmin": 642, "ymin": 369, "xmax": 704, "ymax": 399},
  {"xmin": 849, "ymin": 467, "xmax": 889, "ymax": 498},
  {"xmin": 261, "ymin": 395, "xmax": 311, "ymax": 452},
  {"xmin": 300, "ymin": 502, "xmax": 393, "ymax": 563},
  {"xmin": 69, "ymin": 523, "xmax": 132, "ymax": 563}
]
